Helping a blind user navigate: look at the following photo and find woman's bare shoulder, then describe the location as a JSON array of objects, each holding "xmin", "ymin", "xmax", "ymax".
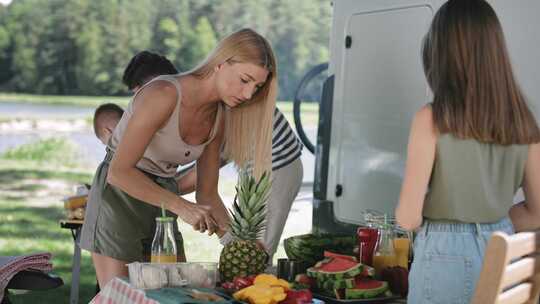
[
  {"xmin": 133, "ymin": 80, "xmax": 178, "ymax": 111},
  {"xmin": 412, "ymin": 104, "xmax": 436, "ymax": 137}
]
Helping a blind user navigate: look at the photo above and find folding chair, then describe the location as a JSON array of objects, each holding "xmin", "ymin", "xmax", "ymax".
[{"xmin": 471, "ymin": 231, "xmax": 540, "ymax": 304}]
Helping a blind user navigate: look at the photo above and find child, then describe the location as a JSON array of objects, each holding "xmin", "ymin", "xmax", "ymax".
[
  {"xmin": 93, "ymin": 103, "xmax": 124, "ymax": 145},
  {"xmin": 395, "ymin": 0, "xmax": 540, "ymax": 303}
]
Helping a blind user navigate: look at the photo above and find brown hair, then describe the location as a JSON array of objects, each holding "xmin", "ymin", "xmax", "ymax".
[
  {"xmin": 188, "ymin": 28, "xmax": 276, "ymax": 178},
  {"xmin": 423, "ymin": 0, "xmax": 540, "ymax": 145}
]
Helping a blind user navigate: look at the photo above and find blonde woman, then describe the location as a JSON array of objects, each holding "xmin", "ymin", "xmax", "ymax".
[{"xmin": 80, "ymin": 28, "xmax": 277, "ymax": 288}]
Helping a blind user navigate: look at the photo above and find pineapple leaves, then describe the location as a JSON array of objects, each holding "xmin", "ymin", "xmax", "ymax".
[{"xmin": 228, "ymin": 170, "xmax": 271, "ymax": 241}]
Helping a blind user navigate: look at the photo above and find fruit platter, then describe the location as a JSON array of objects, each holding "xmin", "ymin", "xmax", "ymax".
[
  {"xmin": 216, "ymin": 250, "xmax": 406, "ymax": 304},
  {"xmin": 297, "ymin": 251, "xmax": 404, "ymax": 303}
]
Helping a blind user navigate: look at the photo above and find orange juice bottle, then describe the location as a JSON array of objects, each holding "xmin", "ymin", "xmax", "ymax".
[
  {"xmin": 151, "ymin": 216, "xmax": 177, "ymax": 263},
  {"xmin": 393, "ymin": 237, "xmax": 410, "ymax": 269},
  {"xmin": 372, "ymin": 254, "xmax": 396, "ymax": 272},
  {"xmin": 372, "ymin": 217, "xmax": 397, "ymax": 274},
  {"xmin": 151, "ymin": 254, "xmax": 177, "ymax": 263}
]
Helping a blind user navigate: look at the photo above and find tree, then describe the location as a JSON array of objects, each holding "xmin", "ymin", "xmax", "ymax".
[
  {"xmin": 154, "ymin": 17, "xmax": 181, "ymax": 64},
  {"xmin": 180, "ymin": 16, "xmax": 217, "ymax": 70},
  {"xmin": 0, "ymin": 0, "xmax": 332, "ymax": 99}
]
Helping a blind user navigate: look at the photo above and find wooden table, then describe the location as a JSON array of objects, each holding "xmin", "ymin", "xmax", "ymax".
[{"xmin": 60, "ymin": 219, "xmax": 84, "ymax": 304}]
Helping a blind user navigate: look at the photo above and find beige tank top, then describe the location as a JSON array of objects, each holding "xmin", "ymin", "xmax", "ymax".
[{"xmin": 109, "ymin": 75, "xmax": 223, "ymax": 177}]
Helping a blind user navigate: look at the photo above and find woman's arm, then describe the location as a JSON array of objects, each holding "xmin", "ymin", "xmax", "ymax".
[
  {"xmin": 195, "ymin": 116, "xmax": 230, "ymax": 237},
  {"xmin": 177, "ymin": 168, "xmax": 198, "ymax": 195},
  {"xmin": 509, "ymin": 143, "xmax": 540, "ymax": 232},
  {"xmin": 395, "ymin": 105, "xmax": 437, "ymax": 231},
  {"xmin": 107, "ymin": 81, "xmax": 216, "ymax": 232}
]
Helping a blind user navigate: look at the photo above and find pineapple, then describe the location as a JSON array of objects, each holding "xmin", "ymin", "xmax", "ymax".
[{"xmin": 219, "ymin": 171, "xmax": 271, "ymax": 282}]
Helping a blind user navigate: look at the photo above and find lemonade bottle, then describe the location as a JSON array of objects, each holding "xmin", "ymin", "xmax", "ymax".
[{"xmin": 150, "ymin": 205, "xmax": 177, "ymax": 263}]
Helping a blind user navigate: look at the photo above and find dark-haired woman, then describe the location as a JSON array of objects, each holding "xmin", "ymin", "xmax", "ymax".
[{"xmin": 395, "ymin": 0, "xmax": 540, "ymax": 302}]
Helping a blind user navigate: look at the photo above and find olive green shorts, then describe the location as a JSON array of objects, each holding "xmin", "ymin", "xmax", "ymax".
[{"xmin": 80, "ymin": 149, "xmax": 184, "ymax": 262}]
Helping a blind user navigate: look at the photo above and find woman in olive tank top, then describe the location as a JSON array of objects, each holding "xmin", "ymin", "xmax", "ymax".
[{"xmin": 395, "ymin": 1, "xmax": 540, "ymax": 303}]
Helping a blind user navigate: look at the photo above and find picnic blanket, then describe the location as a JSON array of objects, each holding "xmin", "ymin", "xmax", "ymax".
[{"xmin": 0, "ymin": 252, "xmax": 53, "ymax": 300}]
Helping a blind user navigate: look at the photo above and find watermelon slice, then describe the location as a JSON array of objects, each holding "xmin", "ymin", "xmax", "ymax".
[
  {"xmin": 307, "ymin": 257, "xmax": 363, "ymax": 280},
  {"xmin": 323, "ymin": 251, "xmax": 357, "ymax": 262},
  {"xmin": 345, "ymin": 278, "xmax": 389, "ymax": 299},
  {"xmin": 318, "ymin": 277, "xmax": 355, "ymax": 290}
]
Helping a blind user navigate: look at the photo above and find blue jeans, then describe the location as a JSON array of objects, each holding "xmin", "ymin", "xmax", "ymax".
[{"xmin": 407, "ymin": 217, "xmax": 514, "ymax": 304}]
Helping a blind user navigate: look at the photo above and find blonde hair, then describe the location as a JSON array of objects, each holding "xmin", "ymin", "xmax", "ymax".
[{"xmin": 189, "ymin": 28, "xmax": 277, "ymax": 178}]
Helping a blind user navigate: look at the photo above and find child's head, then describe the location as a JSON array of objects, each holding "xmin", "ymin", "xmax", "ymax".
[
  {"xmin": 93, "ymin": 103, "xmax": 124, "ymax": 145},
  {"xmin": 122, "ymin": 51, "xmax": 178, "ymax": 91},
  {"xmin": 423, "ymin": 0, "xmax": 540, "ymax": 145}
]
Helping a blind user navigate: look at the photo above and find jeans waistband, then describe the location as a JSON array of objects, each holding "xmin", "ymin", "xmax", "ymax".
[{"xmin": 421, "ymin": 217, "xmax": 513, "ymax": 234}]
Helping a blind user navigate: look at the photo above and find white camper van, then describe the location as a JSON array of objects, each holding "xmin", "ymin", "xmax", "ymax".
[{"xmin": 308, "ymin": 0, "xmax": 540, "ymax": 234}]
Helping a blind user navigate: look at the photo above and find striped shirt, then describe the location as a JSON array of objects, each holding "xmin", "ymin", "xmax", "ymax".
[{"xmin": 271, "ymin": 107, "xmax": 303, "ymax": 171}]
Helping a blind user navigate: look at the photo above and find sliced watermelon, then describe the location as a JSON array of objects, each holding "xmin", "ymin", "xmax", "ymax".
[
  {"xmin": 345, "ymin": 278, "xmax": 389, "ymax": 299},
  {"xmin": 319, "ymin": 277, "xmax": 355, "ymax": 290},
  {"xmin": 323, "ymin": 251, "xmax": 357, "ymax": 262},
  {"xmin": 307, "ymin": 257, "xmax": 363, "ymax": 280}
]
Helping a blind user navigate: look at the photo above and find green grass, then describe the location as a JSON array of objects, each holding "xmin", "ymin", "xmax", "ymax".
[
  {"xmin": 0, "ymin": 139, "xmax": 97, "ymax": 303},
  {"xmin": 0, "ymin": 195, "xmax": 97, "ymax": 304},
  {"xmin": 0, "ymin": 199, "xmax": 99, "ymax": 304},
  {"xmin": 2, "ymin": 137, "xmax": 84, "ymax": 168}
]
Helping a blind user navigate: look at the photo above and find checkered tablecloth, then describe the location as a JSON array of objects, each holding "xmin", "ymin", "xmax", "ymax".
[{"xmin": 90, "ymin": 277, "xmax": 158, "ymax": 304}]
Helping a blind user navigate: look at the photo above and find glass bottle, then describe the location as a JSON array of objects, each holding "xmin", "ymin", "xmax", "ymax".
[
  {"xmin": 357, "ymin": 212, "xmax": 380, "ymax": 266},
  {"xmin": 393, "ymin": 230, "xmax": 411, "ymax": 270},
  {"xmin": 150, "ymin": 217, "xmax": 177, "ymax": 263},
  {"xmin": 372, "ymin": 217, "xmax": 396, "ymax": 274}
]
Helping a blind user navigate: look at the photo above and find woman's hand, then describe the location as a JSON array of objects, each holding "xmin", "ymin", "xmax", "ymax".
[{"xmin": 174, "ymin": 201, "xmax": 218, "ymax": 235}]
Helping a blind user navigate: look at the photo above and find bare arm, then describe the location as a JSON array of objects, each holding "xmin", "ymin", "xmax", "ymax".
[
  {"xmin": 177, "ymin": 159, "xmax": 229, "ymax": 195},
  {"xmin": 177, "ymin": 167, "xmax": 198, "ymax": 195},
  {"xmin": 395, "ymin": 105, "xmax": 437, "ymax": 231},
  {"xmin": 107, "ymin": 81, "xmax": 217, "ymax": 232},
  {"xmin": 509, "ymin": 143, "xmax": 540, "ymax": 232},
  {"xmin": 195, "ymin": 117, "xmax": 230, "ymax": 237}
]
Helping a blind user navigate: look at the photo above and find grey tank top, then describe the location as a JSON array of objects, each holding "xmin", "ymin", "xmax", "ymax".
[
  {"xmin": 109, "ymin": 75, "xmax": 223, "ymax": 177},
  {"xmin": 423, "ymin": 134, "xmax": 528, "ymax": 223}
]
